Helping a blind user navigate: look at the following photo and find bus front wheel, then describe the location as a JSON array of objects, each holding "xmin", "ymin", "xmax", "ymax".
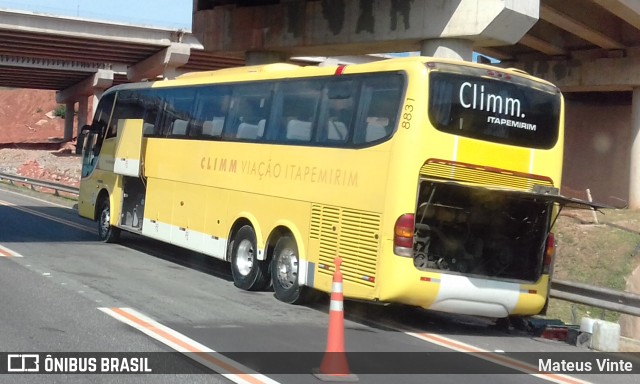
[
  {"xmin": 98, "ymin": 199, "xmax": 120, "ymax": 243},
  {"xmin": 271, "ymin": 235, "xmax": 308, "ymax": 304},
  {"xmin": 230, "ymin": 225, "xmax": 269, "ymax": 291}
]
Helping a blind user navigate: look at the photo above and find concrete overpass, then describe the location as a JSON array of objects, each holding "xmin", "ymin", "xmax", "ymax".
[
  {"xmin": 2, "ymin": 1, "xmax": 640, "ymax": 207},
  {"xmin": 0, "ymin": 8, "xmax": 244, "ymax": 141},
  {"xmin": 191, "ymin": 0, "xmax": 640, "ymax": 209}
]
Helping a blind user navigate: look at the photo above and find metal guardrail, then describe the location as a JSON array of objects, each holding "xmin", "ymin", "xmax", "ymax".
[
  {"xmin": 1, "ymin": 171, "xmax": 639, "ymax": 316},
  {"xmin": 0, "ymin": 171, "xmax": 79, "ymax": 196},
  {"xmin": 551, "ymin": 279, "xmax": 640, "ymax": 317}
]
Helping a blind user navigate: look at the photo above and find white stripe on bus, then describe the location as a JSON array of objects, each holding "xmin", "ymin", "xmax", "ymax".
[
  {"xmin": 428, "ymin": 274, "xmax": 519, "ymax": 318},
  {"xmin": 141, "ymin": 218, "xmax": 230, "ymax": 261}
]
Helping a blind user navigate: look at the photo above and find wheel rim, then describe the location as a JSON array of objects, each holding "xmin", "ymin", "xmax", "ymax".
[
  {"xmin": 276, "ymin": 247, "xmax": 298, "ymax": 289},
  {"xmin": 99, "ymin": 205, "xmax": 110, "ymax": 238},
  {"xmin": 236, "ymin": 239, "xmax": 254, "ymax": 276}
]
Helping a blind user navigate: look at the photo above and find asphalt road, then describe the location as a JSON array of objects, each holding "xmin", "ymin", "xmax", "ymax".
[{"xmin": 0, "ymin": 184, "xmax": 636, "ymax": 384}]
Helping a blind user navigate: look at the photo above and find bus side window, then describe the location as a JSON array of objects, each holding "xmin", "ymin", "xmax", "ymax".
[
  {"xmin": 203, "ymin": 117, "xmax": 225, "ymax": 137},
  {"xmin": 227, "ymin": 84, "xmax": 272, "ymax": 141},
  {"xmin": 192, "ymin": 86, "xmax": 231, "ymax": 139},
  {"xmin": 108, "ymin": 90, "xmax": 146, "ymax": 139},
  {"xmin": 142, "ymin": 108, "xmax": 158, "ymax": 136},
  {"xmin": 158, "ymin": 88, "xmax": 196, "ymax": 137},
  {"xmin": 354, "ymin": 75, "xmax": 403, "ymax": 145},
  {"xmin": 319, "ymin": 80, "xmax": 356, "ymax": 145},
  {"xmin": 91, "ymin": 92, "xmax": 115, "ymax": 152},
  {"xmin": 277, "ymin": 80, "xmax": 321, "ymax": 143},
  {"xmin": 171, "ymin": 119, "xmax": 189, "ymax": 135}
]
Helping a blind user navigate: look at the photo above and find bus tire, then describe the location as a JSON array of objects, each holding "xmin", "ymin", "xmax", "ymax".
[
  {"xmin": 230, "ymin": 225, "xmax": 269, "ymax": 291},
  {"xmin": 98, "ymin": 198, "xmax": 120, "ymax": 243},
  {"xmin": 271, "ymin": 235, "xmax": 309, "ymax": 304}
]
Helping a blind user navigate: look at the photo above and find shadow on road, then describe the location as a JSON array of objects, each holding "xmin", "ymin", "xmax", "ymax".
[
  {"xmin": 0, "ymin": 202, "xmax": 533, "ymax": 342},
  {"xmin": 0, "ymin": 204, "xmax": 95, "ymax": 242}
]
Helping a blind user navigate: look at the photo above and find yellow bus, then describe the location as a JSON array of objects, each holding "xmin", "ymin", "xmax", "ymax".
[{"xmin": 78, "ymin": 57, "xmax": 594, "ymax": 318}]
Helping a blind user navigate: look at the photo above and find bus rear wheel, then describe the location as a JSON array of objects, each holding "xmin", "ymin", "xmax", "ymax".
[
  {"xmin": 230, "ymin": 225, "xmax": 269, "ymax": 291},
  {"xmin": 98, "ymin": 198, "xmax": 120, "ymax": 243},
  {"xmin": 271, "ymin": 235, "xmax": 309, "ymax": 304}
]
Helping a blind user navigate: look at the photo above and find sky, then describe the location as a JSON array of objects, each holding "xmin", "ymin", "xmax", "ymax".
[{"xmin": 0, "ymin": 0, "xmax": 193, "ymax": 29}]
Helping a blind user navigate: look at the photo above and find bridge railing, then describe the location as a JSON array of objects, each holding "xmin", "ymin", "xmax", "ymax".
[
  {"xmin": 1, "ymin": 171, "xmax": 640, "ymax": 317},
  {"xmin": 0, "ymin": 171, "xmax": 79, "ymax": 196},
  {"xmin": 550, "ymin": 279, "xmax": 640, "ymax": 317}
]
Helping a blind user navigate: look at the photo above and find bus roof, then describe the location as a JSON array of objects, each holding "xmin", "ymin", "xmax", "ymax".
[
  {"xmin": 176, "ymin": 63, "xmax": 301, "ymax": 80},
  {"xmin": 104, "ymin": 56, "xmax": 557, "ymax": 94}
]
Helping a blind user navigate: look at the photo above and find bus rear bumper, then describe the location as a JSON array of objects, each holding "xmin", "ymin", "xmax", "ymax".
[
  {"xmin": 421, "ymin": 273, "xmax": 546, "ymax": 318},
  {"xmin": 426, "ymin": 299, "xmax": 511, "ymax": 318},
  {"xmin": 379, "ymin": 257, "xmax": 548, "ymax": 318}
]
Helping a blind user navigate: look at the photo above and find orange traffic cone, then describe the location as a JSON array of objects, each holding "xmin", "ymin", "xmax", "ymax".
[{"xmin": 314, "ymin": 257, "xmax": 358, "ymax": 382}]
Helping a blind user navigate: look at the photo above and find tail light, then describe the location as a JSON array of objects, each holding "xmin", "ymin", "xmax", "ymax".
[
  {"xmin": 543, "ymin": 232, "xmax": 555, "ymax": 274},
  {"xmin": 394, "ymin": 213, "xmax": 414, "ymax": 257}
]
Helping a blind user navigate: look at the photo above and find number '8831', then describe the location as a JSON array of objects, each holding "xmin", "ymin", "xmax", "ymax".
[{"xmin": 402, "ymin": 98, "xmax": 414, "ymax": 129}]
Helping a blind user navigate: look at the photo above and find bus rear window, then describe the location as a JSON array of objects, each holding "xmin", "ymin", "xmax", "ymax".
[{"xmin": 429, "ymin": 72, "xmax": 561, "ymax": 149}]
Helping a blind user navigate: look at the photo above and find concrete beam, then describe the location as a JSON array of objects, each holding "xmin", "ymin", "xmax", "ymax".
[
  {"xmin": 0, "ymin": 54, "xmax": 111, "ymax": 72},
  {"xmin": 421, "ymin": 38, "xmax": 473, "ymax": 61},
  {"xmin": 540, "ymin": 3, "xmax": 624, "ymax": 50},
  {"xmin": 245, "ymin": 51, "xmax": 287, "ymax": 66},
  {"xmin": 474, "ymin": 47, "xmax": 514, "ymax": 61},
  {"xmin": 509, "ymin": 56, "xmax": 640, "ymax": 92},
  {"xmin": 591, "ymin": 0, "xmax": 640, "ymax": 30},
  {"xmin": 0, "ymin": 9, "xmax": 197, "ymax": 48},
  {"xmin": 56, "ymin": 69, "xmax": 114, "ymax": 103},
  {"xmin": 193, "ymin": 0, "xmax": 539, "ymax": 56},
  {"xmin": 127, "ymin": 43, "xmax": 191, "ymax": 81},
  {"xmin": 519, "ymin": 35, "xmax": 566, "ymax": 56}
]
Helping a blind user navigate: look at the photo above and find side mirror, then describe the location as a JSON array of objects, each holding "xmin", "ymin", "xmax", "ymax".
[
  {"xmin": 75, "ymin": 129, "xmax": 87, "ymax": 155},
  {"xmin": 76, "ymin": 125, "xmax": 94, "ymax": 155}
]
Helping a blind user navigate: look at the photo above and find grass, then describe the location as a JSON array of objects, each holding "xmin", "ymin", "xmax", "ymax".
[
  {"xmin": 547, "ymin": 208, "xmax": 640, "ymax": 324},
  {"xmin": 53, "ymin": 104, "xmax": 66, "ymax": 118}
]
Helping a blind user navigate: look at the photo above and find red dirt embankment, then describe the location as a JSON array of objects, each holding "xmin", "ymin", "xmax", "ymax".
[
  {"xmin": 0, "ymin": 88, "xmax": 80, "ymax": 186},
  {"xmin": 0, "ymin": 88, "xmax": 65, "ymax": 144}
]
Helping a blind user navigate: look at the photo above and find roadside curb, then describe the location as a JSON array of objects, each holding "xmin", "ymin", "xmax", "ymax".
[{"xmin": 620, "ymin": 336, "xmax": 640, "ymax": 352}]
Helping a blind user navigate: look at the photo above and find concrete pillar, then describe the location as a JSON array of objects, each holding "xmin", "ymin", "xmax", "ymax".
[
  {"xmin": 92, "ymin": 94, "xmax": 101, "ymax": 117},
  {"xmin": 57, "ymin": 70, "xmax": 113, "ymax": 126},
  {"xmin": 77, "ymin": 97, "xmax": 89, "ymax": 129},
  {"xmin": 92, "ymin": 88, "xmax": 107, "ymax": 117},
  {"xmin": 64, "ymin": 101, "xmax": 75, "ymax": 141},
  {"xmin": 421, "ymin": 38, "xmax": 474, "ymax": 61},
  {"xmin": 630, "ymin": 88, "xmax": 640, "ymax": 209}
]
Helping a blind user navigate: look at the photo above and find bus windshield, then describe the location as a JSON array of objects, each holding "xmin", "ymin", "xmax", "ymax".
[{"xmin": 428, "ymin": 65, "xmax": 561, "ymax": 149}]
